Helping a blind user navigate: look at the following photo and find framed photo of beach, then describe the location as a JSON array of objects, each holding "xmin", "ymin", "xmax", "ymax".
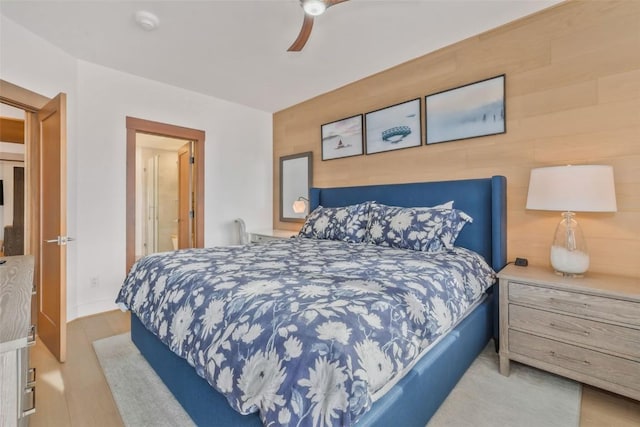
[
  {"xmin": 365, "ymin": 98, "xmax": 422, "ymax": 155},
  {"xmin": 321, "ymin": 114, "xmax": 364, "ymax": 161},
  {"xmin": 426, "ymin": 74, "xmax": 505, "ymax": 144}
]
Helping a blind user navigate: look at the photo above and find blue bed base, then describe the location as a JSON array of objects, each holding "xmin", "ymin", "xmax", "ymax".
[{"xmin": 131, "ymin": 176, "xmax": 507, "ymax": 426}]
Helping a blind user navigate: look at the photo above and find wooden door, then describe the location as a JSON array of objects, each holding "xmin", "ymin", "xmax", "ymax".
[
  {"xmin": 37, "ymin": 93, "xmax": 67, "ymax": 363},
  {"xmin": 177, "ymin": 142, "xmax": 193, "ymax": 249}
]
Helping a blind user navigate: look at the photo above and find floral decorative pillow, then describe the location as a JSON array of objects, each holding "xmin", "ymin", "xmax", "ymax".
[
  {"xmin": 438, "ymin": 208, "xmax": 473, "ymax": 249},
  {"xmin": 298, "ymin": 202, "xmax": 371, "ymax": 243},
  {"xmin": 367, "ymin": 203, "xmax": 472, "ymax": 252},
  {"xmin": 428, "ymin": 200, "xmax": 454, "ymax": 210}
]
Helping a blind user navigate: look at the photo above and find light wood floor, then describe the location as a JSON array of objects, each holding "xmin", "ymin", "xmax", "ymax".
[{"xmin": 30, "ymin": 310, "xmax": 640, "ymax": 426}]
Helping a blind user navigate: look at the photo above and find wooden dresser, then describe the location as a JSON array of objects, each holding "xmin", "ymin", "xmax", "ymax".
[
  {"xmin": 0, "ymin": 256, "xmax": 36, "ymax": 427},
  {"xmin": 498, "ymin": 264, "xmax": 640, "ymax": 401}
]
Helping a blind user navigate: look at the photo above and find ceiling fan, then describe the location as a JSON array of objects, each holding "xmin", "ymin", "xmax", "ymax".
[{"xmin": 288, "ymin": 0, "xmax": 350, "ymax": 52}]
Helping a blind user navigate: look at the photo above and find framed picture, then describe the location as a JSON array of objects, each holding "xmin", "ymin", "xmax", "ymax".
[
  {"xmin": 425, "ymin": 74, "xmax": 505, "ymax": 145},
  {"xmin": 365, "ymin": 98, "xmax": 422, "ymax": 155},
  {"xmin": 321, "ymin": 114, "xmax": 364, "ymax": 160}
]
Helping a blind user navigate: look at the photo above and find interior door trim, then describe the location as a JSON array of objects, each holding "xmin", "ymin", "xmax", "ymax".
[
  {"xmin": 125, "ymin": 116, "xmax": 205, "ymax": 272},
  {"xmin": 0, "ymin": 80, "xmax": 49, "ymax": 112},
  {"xmin": 0, "ymin": 79, "xmax": 48, "ymax": 330}
]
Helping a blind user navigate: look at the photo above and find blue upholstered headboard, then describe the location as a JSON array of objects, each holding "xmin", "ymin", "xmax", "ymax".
[{"xmin": 310, "ymin": 176, "xmax": 507, "ymax": 271}]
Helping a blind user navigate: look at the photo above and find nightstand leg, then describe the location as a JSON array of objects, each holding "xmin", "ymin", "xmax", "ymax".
[{"xmin": 499, "ymin": 355, "xmax": 510, "ymax": 376}]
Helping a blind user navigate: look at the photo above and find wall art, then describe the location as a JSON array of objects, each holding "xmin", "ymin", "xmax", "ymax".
[
  {"xmin": 365, "ymin": 98, "xmax": 422, "ymax": 154},
  {"xmin": 321, "ymin": 114, "xmax": 364, "ymax": 160},
  {"xmin": 425, "ymin": 74, "xmax": 505, "ymax": 144}
]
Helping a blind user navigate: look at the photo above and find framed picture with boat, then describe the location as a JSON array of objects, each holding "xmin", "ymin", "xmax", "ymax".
[
  {"xmin": 365, "ymin": 98, "xmax": 422, "ymax": 155},
  {"xmin": 321, "ymin": 114, "xmax": 364, "ymax": 160}
]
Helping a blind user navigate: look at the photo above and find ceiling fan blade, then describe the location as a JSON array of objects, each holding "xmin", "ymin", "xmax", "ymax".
[
  {"xmin": 326, "ymin": 0, "xmax": 349, "ymax": 7},
  {"xmin": 288, "ymin": 14, "xmax": 314, "ymax": 52}
]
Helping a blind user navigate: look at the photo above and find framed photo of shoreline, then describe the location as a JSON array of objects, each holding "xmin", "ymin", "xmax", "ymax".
[
  {"xmin": 426, "ymin": 74, "xmax": 505, "ymax": 145},
  {"xmin": 321, "ymin": 114, "xmax": 364, "ymax": 160},
  {"xmin": 365, "ymin": 98, "xmax": 422, "ymax": 155}
]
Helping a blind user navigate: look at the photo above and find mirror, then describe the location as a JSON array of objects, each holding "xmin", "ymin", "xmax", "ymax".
[{"xmin": 280, "ymin": 152, "xmax": 312, "ymax": 222}]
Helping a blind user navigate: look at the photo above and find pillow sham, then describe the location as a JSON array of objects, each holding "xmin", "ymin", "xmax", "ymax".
[
  {"xmin": 438, "ymin": 208, "xmax": 473, "ymax": 249},
  {"xmin": 366, "ymin": 203, "xmax": 472, "ymax": 252},
  {"xmin": 298, "ymin": 202, "xmax": 371, "ymax": 243},
  {"xmin": 429, "ymin": 200, "xmax": 454, "ymax": 210}
]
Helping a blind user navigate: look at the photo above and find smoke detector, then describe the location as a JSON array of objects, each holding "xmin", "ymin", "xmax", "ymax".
[{"xmin": 134, "ymin": 11, "xmax": 160, "ymax": 31}]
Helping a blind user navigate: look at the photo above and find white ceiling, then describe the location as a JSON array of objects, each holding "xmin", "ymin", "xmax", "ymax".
[{"xmin": 0, "ymin": 0, "xmax": 562, "ymax": 113}]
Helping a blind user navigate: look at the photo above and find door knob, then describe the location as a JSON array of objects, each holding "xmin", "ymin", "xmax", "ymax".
[{"xmin": 44, "ymin": 236, "xmax": 76, "ymax": 245}]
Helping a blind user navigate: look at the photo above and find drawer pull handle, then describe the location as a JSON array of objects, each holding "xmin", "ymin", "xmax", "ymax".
[
  {"xmin": 550, "ymin": 350, "xmax": 591, "ymax": 366},
  {"xmin": 548, "ymin": 297, "xmax": 589, "ymax": 309},
  {"xmin": 549, "ymin": 322, "xmax": 590, "ymax": 336},
  {"xmin": 27, "ymin": 324, "xmax": 36, "ymax": 346},
  {"xmin": 27, "ymin": 367, "xmax": 36, "ymax": 387},
  {"xmin": 22, "ymin": 385, "xmax": 36, "ymax": 416}
]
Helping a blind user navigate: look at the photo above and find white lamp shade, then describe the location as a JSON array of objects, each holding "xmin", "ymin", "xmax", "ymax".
[
  {"xmin": 526, "ymin": 165, "xmax": 617, "ymax": 212},
  {"xmin": 292, "ymin": 199, "xmax": 307, "ymax": 214}
]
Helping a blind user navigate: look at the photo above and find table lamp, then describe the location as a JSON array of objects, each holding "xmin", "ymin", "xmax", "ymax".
[
  {"xmin": 526, "ymin": 165, "xmax": 617, "ymax": 276},
  {"xmin": 292, "ymin": 196, "xmax": 309, "ymax": 214}
]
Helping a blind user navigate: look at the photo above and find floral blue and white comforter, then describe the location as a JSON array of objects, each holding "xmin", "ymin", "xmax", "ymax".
[{"xmin": 116, "ymin": 238, "xmax": 495, "ymax": 427}]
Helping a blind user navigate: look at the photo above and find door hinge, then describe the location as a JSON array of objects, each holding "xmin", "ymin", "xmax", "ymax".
[
  {"xmin": 189, "ymin": 210, "xmax": 195, "ymax": 219},
  {"xmin": 190, "ymin": 156, "xmax": 195, "ymax": 164}
]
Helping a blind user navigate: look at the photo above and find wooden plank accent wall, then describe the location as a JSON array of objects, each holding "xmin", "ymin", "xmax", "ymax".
[{"xmin": 273, "ymin": 0, "xmax": 640, "ymax": 279}]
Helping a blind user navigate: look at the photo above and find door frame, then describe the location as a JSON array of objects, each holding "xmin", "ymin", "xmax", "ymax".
[
  {"xmin": 125, "ymin": 116, "xmax": 205, "ymax": 272},
  {"xmin": 1, "ymin": 79, "xmax": 50, "ymax": 328}
]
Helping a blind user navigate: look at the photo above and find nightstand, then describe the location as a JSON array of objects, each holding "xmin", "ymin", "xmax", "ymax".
[
  {"xmin": 249, "ymin": 229, "xmax": 297, "ymax": 243},
  {"xmin": 497, "ymin": 264, "xmax": 640, "ymax": 401}
]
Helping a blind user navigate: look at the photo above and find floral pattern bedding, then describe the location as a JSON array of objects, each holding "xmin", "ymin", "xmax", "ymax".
[
  {"xmin": 298, "ymin": 202, "xmax": 371, "ymax": 243},
  {"xmin": 116, "ymin": 238, "xmax": 495, "ymax": 427}
]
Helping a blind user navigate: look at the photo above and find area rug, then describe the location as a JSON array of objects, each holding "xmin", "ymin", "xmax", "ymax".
[
  {"xmin": 94, "ymin": 334, "xmax": 581, "ymax": 427},
  {"xmin": 426, "ymin": 343, "xmax": 581, "ymax": 427}
]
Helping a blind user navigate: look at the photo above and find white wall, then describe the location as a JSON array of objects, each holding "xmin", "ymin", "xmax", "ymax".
[
  {"xmin": 0, "ymin": 104, "xmax": 25, "ymax": 119},
  {"xmin": 1, "ymin": 15, "xmax": 273, "ymax": 320},
  {"xmin": 0, "ymin": 15, "xmax": 81, "ymax": 320}
]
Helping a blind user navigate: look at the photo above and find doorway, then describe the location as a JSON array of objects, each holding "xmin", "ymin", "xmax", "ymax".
[
  {"xmin": 136, "ymin": 135, "xmax": 193, "ymax": 257},
  {"xmin": 1, "ymin": 80, "xmax": 68, "ymax": 362},
  {"xmin": 0, "ymin": 104, "xmax": 27, "ymax": 257},
  {"xmin": 126, "ymin": 117, "xmax": 205, "ymax": 272}
]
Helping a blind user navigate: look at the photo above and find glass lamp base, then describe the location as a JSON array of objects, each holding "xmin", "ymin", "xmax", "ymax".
[
  {"xmin": 550, "ymin": 245, "xmax": 589, "ymax": 277},
  {"xmin": 549, "ymin": 212, "xmax": 590, "ymax": 277}
]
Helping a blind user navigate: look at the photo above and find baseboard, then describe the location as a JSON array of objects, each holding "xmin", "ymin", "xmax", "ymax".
[{"xmin": 70, "ymin": 299, "xmax": 120, "ymax": 321}]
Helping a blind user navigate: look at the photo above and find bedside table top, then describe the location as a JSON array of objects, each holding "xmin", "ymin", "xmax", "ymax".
[{"xmin": 497, "ymin": 264, "xmax": 640, "ymax": 301}]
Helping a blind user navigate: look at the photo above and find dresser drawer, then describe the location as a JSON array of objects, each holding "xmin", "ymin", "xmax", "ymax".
[
  {"xmin": 509, "ymin": 281, "xmax": 640, "ymax": 325},
  {"xmin": 509, "ymin": 304, "xmax": 640, "ymax": 360},
  {"xmin": 509, "ymin": 330, "xmax": 640, "ymax": 392}
]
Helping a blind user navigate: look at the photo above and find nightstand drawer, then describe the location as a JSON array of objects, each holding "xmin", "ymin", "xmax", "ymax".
[
  {"xmin": 509, "ymin": 304, "xmax": 640, "ymax": 360},
  {"xmin": 509, "ymin": 282, "xmax": 640, "ymax": 325},
  {"xmin": 509, "ymin": 330, "xmax": 640, "ymax": 392}
]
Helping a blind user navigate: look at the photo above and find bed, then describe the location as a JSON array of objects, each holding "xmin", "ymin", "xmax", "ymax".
[{"xmin": 119, "ymin": 175, "xmax": 507, "ymax": 427}]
